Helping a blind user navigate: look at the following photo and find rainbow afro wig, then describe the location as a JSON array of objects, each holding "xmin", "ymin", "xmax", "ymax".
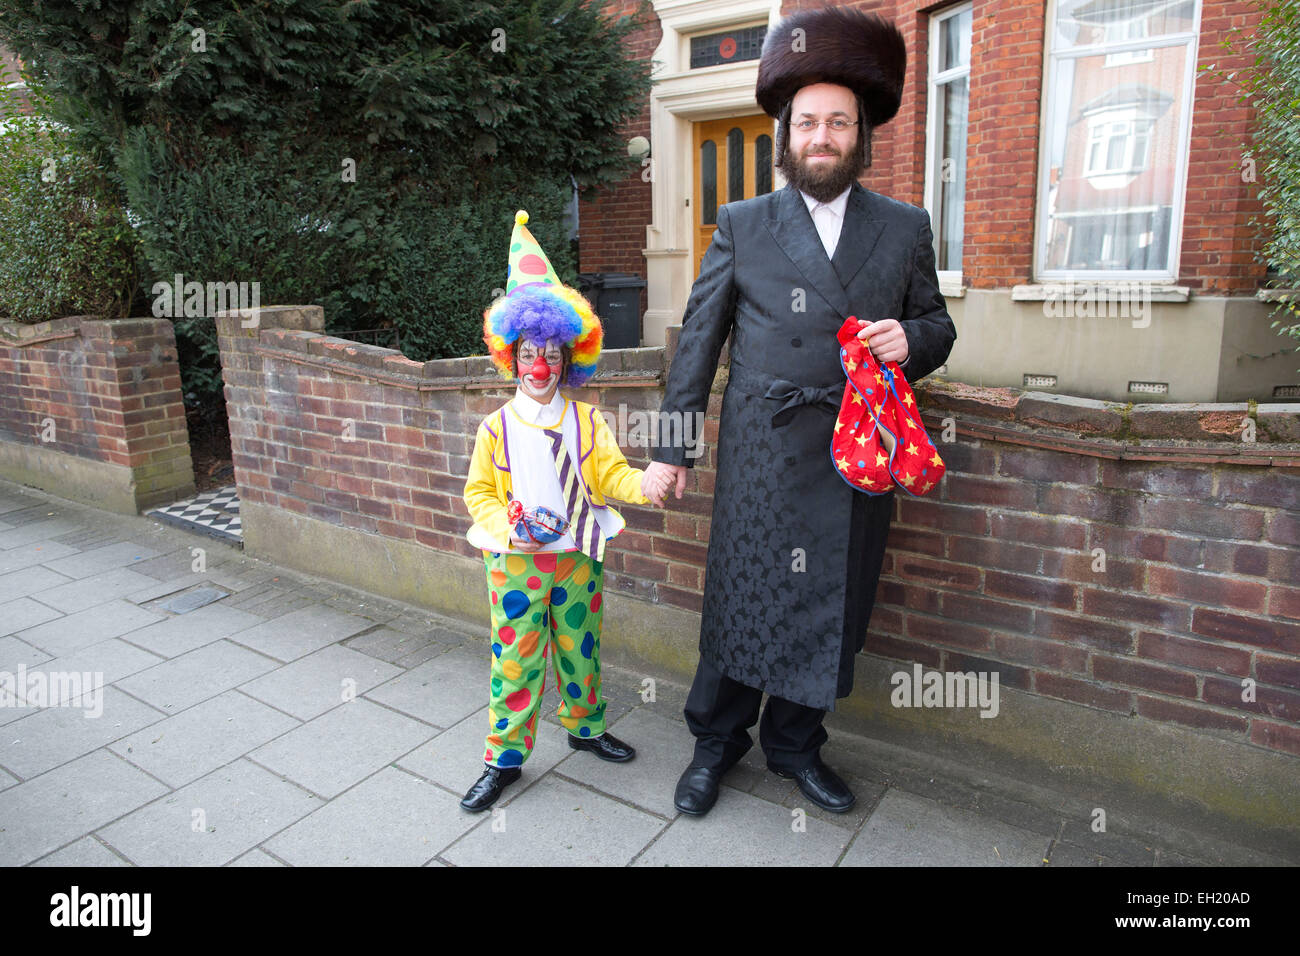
[{"xmin": 483, "ymin": 210, "xmax": 603, "ymax": 388}]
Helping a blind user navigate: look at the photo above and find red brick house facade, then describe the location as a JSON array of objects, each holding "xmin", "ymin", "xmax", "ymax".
[{"xmin": 579, "ymin": 0, "xmax": 1296, "ymax": 402}]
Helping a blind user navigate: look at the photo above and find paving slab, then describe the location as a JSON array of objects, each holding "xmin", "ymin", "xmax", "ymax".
[
  {"xmin": 119, "ymin": 602, "xmax": 264, "ymax": 659},
  {"xmin": 557, "ymin": 705, "xmax": 693, "ymax": 818},
  {"xmin": 114, "ymin": 640, "xmax": 280, "ymax": 714},
  {"xmin": 344, "ymin": 626, "xmax": 452, "ymax": 666},
  {"xmin": 12, "ymin": 639, "xmax": 165, "ymax": 703},
  {"xmin": 30, "ymin": 836, "xmax": 132, "ymax": 867},
  {"xmin": 396, "ymin": 707, "xmax": 575, "ymax": 804},
  {"xmin": 0, "ymin": 518, "xmax": 82, "ymax": 549},
  {"xmin": 1047, "ymin": 841, "xmax": 1126, "ymax": 867},
  {"xmin": 1055, "ymin": 817, "xmax": 1158, "ymax": 866},
  {"xmin": 226, "ymin": 605, "xmax": 376, "ymax": 661},
  {"xmin": 96, "ymin": 758, "xmax": 323, "ymax": 866},
  {"xmin": 840, "ymin": 788, "xmax": 1053, "ymax": 866},
  {"xmin": 264, "ymin": 766, "xmax": 478, "ymax": 866},
  {"xmin": 32, "ymin": 566, "xmax": 160, "ymax": 613},
  {"xmin": 0, "ymin": 686, "xmax": 165, "ymax": 778},
  {"xmin": 16, "ymin": 599, "xmax": 164, "ymax": 657},
  {"xmin": 0, "ymin": 749, "xmax": 169, "ymax": 866},
  {"xmin": 228, "ymin": 849, "xmax": 287, "ymax": 866},
  {"xmin": 0, "ymin": 565, "xmax": 74, "ymax": 604},
  {"xmin": 0, "ymin": 539, "xmax": 81, "ymax": 573},
  {"xmin": 0, "ymin": 634, "xmax": 54, "ymax": 671},
  {"xmin": 127, "ymin": 563, "xmax": 275, "ymax": 597},
  {"xmin": 364, "ymin": 647, "xmax": 488, "ymax": 728},
  {"xmin": 110, "ymin": 689, "xmax": 300, "ymax": 788},
  {"xmin": 443, "ymin": 775, "xmax": 666, "ymax": 867},
  {"xmin": 247, "ymin": 698, "xmax": 437, "ymax": 799},
  {"xmin": 0, "ymin": 492, "xmax": 39, "ymax": 515},
  {"xmin": 634, "ymin": 785, "xmax": 852, "ymax": 866},
  {"xmin": 239, "ymin": 644, "xmax": 402, "ymax": 721},
  {"xmin": 0, "ymin": 597, "xmax": 64, "ymax": 638},
  {"xmin": 41, "ymin": 541, "xmax": 161, "ymax": 579}
]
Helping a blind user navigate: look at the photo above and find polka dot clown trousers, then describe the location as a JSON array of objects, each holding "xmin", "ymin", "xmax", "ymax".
[{"xmin": 481, "ymin": 548, "xmax": 607, "ymax": 768}]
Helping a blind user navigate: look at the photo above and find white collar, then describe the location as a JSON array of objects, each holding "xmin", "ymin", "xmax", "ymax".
[
  {"xmin": 511, "ymin": 386, "xmax": 566, "ymax": 427},
  {"xmin": 801, "ymin": 184, "xmax": 853, "ymax": 219}
]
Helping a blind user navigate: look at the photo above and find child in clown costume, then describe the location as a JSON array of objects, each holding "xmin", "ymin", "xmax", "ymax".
[{"xmin": 459, "ymin": 210, "xmax": 672, "ymax": 812}]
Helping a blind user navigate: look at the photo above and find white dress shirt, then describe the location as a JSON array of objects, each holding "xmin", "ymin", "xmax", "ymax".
[
  {"xmin": 799, "ymin": 185, "xmax": 909, "ymax": 367},
  {"xmin": 801, "ymin": 184, "xmax": 853, "ymax": 259}
]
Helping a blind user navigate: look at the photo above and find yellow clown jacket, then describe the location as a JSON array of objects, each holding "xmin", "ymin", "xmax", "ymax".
[{"xmin": 463, "ymin": 394, "xmax": 649, "ymax": 553}]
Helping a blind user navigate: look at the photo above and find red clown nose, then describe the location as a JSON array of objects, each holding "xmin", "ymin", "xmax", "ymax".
[{"xmin": 522, "ymin": 355, "xmax": 552, "ymax": 380}]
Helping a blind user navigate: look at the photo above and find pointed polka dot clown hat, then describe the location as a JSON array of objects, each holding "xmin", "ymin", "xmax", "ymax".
[{"xmin": 483, "ymin": 210, "xmax": 603, "ymax": 387}]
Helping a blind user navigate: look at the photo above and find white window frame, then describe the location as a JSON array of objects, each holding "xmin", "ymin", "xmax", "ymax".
[
  {"xmin": 923, "ymin": 2, "xmax": 972, "ymax": 293},
  {"xmin": 1034, "ymin": 0, "xmax": 1202, "ymax": 283},
  {"xmin": 1104, "ymin": 17, "xmax": 1154, "ymax": 67},
  {"xmin": 1082, "ymin": 108, "xmax": 1153, "ymax": 178}
]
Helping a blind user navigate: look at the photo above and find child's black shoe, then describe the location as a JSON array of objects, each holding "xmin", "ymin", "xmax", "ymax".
[{"xmin": 460, "ymin": 764, "xmax": 522, "ymax": 812}]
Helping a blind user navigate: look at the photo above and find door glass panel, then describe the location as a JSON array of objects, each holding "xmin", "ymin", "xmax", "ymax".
[
  {"xmin": 727, "ymin": 127, "xmax": 744, "ymax": 203},
  {"xmin": 701, "ymin": 139, "xmax": 717, "ymax": 225},
  {"xmin": 755, "ymin": 134, "xmax": 772, "ymax": 195}
]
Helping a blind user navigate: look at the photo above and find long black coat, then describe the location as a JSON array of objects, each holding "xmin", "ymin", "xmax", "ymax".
[{"xmin": 652, "ymin": 181, "xmax": 957, "ymax": 710}]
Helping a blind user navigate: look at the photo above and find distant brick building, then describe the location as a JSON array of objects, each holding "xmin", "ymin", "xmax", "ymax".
[{"xmin": 579, "ymin": 0, "xmax": 1296, "ymax": 402}]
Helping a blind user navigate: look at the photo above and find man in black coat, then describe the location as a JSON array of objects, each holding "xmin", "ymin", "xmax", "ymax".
[{"xmin": 643, "ymin": 9, "xmax": 957, "ymax": 816}]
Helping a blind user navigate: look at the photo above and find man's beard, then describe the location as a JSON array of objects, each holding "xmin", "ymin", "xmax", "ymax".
[{"xmin": 780, "ymin": 133, "xmax": 865, "ymax": 203}]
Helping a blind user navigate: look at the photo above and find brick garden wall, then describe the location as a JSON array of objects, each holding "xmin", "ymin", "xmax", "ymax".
[
  {"xmin": 871, "ymin": 382, "xmax": 1300, "ymax": 757},
  {"xmin": 0, "ymin": 316, "xmax": 194, "ymax": 513},
  {"xmin": 214, "ymin": 305, "xmax": 1300, "ymax": 762}
]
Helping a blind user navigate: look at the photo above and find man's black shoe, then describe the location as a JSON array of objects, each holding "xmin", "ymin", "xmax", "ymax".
[
  {"xmin": 567, "ymin": 731, "xmax": 636, "ymax": 762},
  {"xmin": 460, "ymin": 764, "xmax": 522, "ymax": 812},
  {"xmin": 674, "ymin": 764, "xmax": 723, "ymax": 816},
  {"xmin": 768, "ymin": 757, "xmax": 855, "ymax": 813}
]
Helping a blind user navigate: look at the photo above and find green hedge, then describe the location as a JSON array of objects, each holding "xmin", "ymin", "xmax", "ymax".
[{"xmin": 0, "ymin": 80, "xmax": 141, "ymax": 323}]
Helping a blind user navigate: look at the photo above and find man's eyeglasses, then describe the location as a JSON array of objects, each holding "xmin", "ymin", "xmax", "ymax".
[{"xmin": 791, "ymin": 118, "xmax": 860, "ymax": 133}]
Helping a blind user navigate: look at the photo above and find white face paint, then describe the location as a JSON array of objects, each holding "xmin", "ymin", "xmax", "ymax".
[{"xmin": 517, "ymin": 339, "xmax": 564, "ymax": 404}]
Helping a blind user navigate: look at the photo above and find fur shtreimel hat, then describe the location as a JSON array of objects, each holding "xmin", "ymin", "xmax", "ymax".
[
  {"xmin": 755, "ymin": 7, "xmax": 907, "ymax": 126},
  {"xmin": 482, "ymin": 210, "xmax": 603, "ymax": 387}
]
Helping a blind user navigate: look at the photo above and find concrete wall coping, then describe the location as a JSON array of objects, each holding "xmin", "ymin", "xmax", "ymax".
[
  {"xmin": 217, "ymin": 304, "xmax": 664, "ymax": 389},
  {"xmin": 1, "ymin": 315, "xmax": 177, "ymax": 346},
  {"xmin": 214, "ymin": 305, "xmax": 1299, "ymax": 453},
  {"xmin": 916, "ymin": 378, "xmax": 1300, "ymax": 452}
]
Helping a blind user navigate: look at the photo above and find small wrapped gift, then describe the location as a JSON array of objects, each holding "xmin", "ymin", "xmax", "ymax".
[{"xmin": 507, "ymin": 500, "xmax": 570, "ymax": 545}]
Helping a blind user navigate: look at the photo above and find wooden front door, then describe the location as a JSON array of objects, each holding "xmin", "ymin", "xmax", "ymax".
[{"xmin": 693, "ymin": 114, "xmax": 776, "ymax": 275}]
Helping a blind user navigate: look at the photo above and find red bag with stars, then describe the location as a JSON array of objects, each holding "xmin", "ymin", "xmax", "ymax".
[{"xmin": 831, "ymin": 317, "xmax": 945, "ymax": 496}]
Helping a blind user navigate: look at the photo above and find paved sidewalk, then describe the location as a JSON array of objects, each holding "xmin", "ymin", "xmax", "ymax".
[{"xmin": 0, "ymin": 479, "xmax": 1289, "ymax": 867}]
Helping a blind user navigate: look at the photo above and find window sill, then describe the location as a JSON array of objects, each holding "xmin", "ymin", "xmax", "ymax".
[
  {"xmin": 1012, "ymin": 283, "xmax": 1191, "ymax": 303},
  {"xmin": 938, "ymin": 274, "xmax": 965, "ymax": 298}
]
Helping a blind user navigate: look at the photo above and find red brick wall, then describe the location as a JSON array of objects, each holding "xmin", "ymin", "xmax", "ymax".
[
  {"xmin": 214, "ymin": 307, "xmax": 688, "ymax": 605},
  {"xmin": 219, "ymin": 308, "xmax": 1300, "ymax": 759},
  {"xmin": 0, "ymin": 317, "xmax": 194, "ymax": 506},
  {"xmin": 578, "ymin": 0, "xmax": 663, "ymax": 324},
  {"xmin": 580, "ymin": 0, "xmax": 1268, "ymax": 294},
  {"xmin": 873, "ymin": 381, "xmax": 1300, "ymax": 757},
  {"xmin": 1183, "ymin": 0, "xmax": 1266, "ymax": 293}
]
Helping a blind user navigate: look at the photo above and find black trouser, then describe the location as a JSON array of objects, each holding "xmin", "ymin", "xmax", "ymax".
[{"xmin": 684, "ymin": 657, "xmax": 827, "ymax": 772}]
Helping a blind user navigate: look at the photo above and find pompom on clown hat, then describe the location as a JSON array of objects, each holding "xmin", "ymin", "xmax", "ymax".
[{"xmin": 483, "ymin": 210, "xmax": 603, "ymax": 387}]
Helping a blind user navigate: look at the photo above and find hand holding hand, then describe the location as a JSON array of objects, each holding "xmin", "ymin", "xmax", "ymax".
[
  {"xmin": 856, "ymin": 318, "xmax": 909, "ymax": 365},
  {"xmin": 642, "ymin": 462, "xmax": 688, "ymax": 508}
]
